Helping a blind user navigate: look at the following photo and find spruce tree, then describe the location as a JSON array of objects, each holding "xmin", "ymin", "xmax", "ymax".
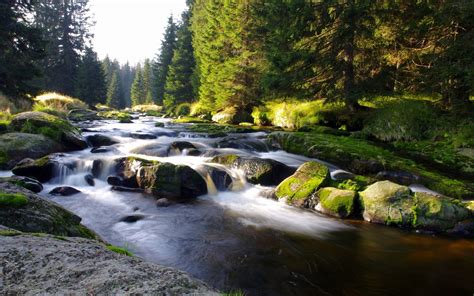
[
  {"xmin": 75, "ymin": 48, "xmax": 107, "ymax": 105},
  {"xmin": 142, "ymin": 59, "xmax": 153, "ymax": 104},
  {"xmin": 163, "ymin": 6, "xmax": 196, "ymax": 109},
  {"xmin": 153, "ymin": 16, "xmax": 177, "ymax": 104},
  {"xmin": 106, "ymin": 72, "xmax": 123, "ymax": 109},
  {"xmin": 131, "ymin": 64, "xmax": 145, "ymax": 106}
]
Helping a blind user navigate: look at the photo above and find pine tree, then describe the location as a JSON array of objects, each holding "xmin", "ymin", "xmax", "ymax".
[
  {"xmin": 0, "ymin": 0, "xmax": 45, "ymax": 98},
  {"xmin": 120, "ymin": 62, "xmax": 134, "ymax": 108},
  {"xmin": 153, "ymin": 16, "xmax": 177, "ymax": 104},
  {"xmin": 163, "ymin": 6, "xmax": 196, "ymax": 109},
  {"xmin": 34, "ymin": 0, "xmax": 93, "ymax": 96},
  {"xmin": 75, "ymin": 48, "xmax": 107, "ymax": 105},
  {"xmin": 142, "ymin": 59, "xmax": 153, "ymax": 104},
  {"xmin": 131, "ymin": 64, "xmax": 145, "ymax": 106},
  {"xmin": 106, "ymin": 72, "xmax": 123, "ymax": 108}
]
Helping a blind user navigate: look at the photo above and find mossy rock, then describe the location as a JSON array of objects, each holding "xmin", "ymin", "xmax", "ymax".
[
  {"xmin": 210, "ymin": 154, "xmax": 294, "ymax": 186},
  {"xmin": 315, "ymin": 187, "xmax": 357, "ymax": 218},
  {"xmin": 11, "ymin": 156, "xmax": 57, "ymax": 182},
  {"xmin": 0, "ymin": 132, "xmax": 62, "ymax": 169},
  {"xmin": 0, "ymin": 181, "xmax": 99, "ymax": 240},
  {"xmin": 68, "ymin": 109, "xmax": 100, "ymax": 121},
  {"xmin": 10, "ymin": 112, "xmax": 87, "ymax": 151},
  {"xmin": 275, "ymin": 161, "xmax": 330, "ymax": 206}
]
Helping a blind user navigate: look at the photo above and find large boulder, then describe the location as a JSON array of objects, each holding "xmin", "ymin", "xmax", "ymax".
[
  {"xmin": 0, "ymin": 181, "xmax": 98, "ymax": 239},
  {"xmin": 275, "ymin": 161, "xmax": 330, "ymax": 206},
  {"xmin": 11, "ymin": 156, "xmax": 58, "ymax": 183},
  {"xmin": 210, "ymin": 154, "xmax": 294, "ymax": 186},
  {"xmin": 0, "ymin": 233, "xmax": 216, "ymax": 295},
  {"xmin": 315, "ymin": 187, "xmax": 357, "ymax": 218},
  {"xmin": 0, "ymin": 176, "xmax": 43, "ymax": 193},
  {"xmin": 114, "ymin": 157, "xmax": 207, "ymax": 199},
  {"xmin": 86, "ymin": 134, "xmax": 118, "ymax": 147},
  {"xmin": 0, "ymin": 132, "xmax": 62, "ymax": 169},
  {"xmin": 359, "ymin": 181, "xmax": 469, "ymax": 231},
  {"xmin": 212, "ymin": 106, "xmax": 253, "ymax": 124},
  {"xmin": 10, "ymin": 111, "xmax": 87, "ymax": 151}
]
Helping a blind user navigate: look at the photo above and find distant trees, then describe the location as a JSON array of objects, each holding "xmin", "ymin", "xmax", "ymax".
[
  {"xmin": 0, "ymin": 0, "xmax": 45, "ymax": 98},
  {"xmin": 131, "ymin": 64, "xmax": 145, "ymax": 106},
  {"xmin": 75, "ymin": 48, "xmax": 107, "ymax": 105},
  {"xmin": 106, "ymin": 72, "xmax": 123, "ymax": 108},
  {"xmin": 153, "ymin": 16, "xmax": 177, "ymax": 104}
]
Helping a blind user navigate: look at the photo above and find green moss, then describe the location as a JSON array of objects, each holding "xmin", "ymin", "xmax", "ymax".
[
  {"xmin": 211, "ymin": 154, "xmax": 239, "ymax": 166},
  {"xmin": 0, "ymin": 229, "xmax": 22, "ymax": 236},
  {"xmin": 0, "ymin": 192, "xmax": 28, "ymax": 208},
  {"xmin": 318, "ymin": 187, "xmax": 356, "ymax": 218},
  {"xmin": 15, "ymin": 112, "xmax": 79, "ymax": 142},
  {"xmin": 172, "ymin": 116, "xmax": 210, "ymax": 123},
  {"xmin": 106, "ymin": 245, "xmax": 133, "ymax": 256},
  {"xmin": 77, "ymin": 224, "xmax": 97, "ymax": 240}
]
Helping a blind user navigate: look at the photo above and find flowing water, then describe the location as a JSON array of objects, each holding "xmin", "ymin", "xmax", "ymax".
[{"xmin": 3, "ymin": 115, "xmax": 474, "ymax": 295}]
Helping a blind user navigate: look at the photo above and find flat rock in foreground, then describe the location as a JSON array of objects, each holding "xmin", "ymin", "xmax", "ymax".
[{"xmin": 0, "ymin": 233, "xmax": 217, "ymax": 295}]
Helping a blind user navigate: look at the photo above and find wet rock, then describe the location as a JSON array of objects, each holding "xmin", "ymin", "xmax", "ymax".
[
  {"xmin": 210, "ymin": 154, "xmax": 294, "ymax": 186},
  {"xmin": 84, "ymin": 174, "xmax": 95, "ymax": 186},
  {"xmin": 375, "ymin": 170, "xmax": 420, "ymax": 185},
  {"xmin": 260, "ymin": 188, "xmax": 277, "ymax": 200},
  {"xmin": 448, "ymin": 220, "xmax": 474, "ymax": 238},
  {"xmin": 331, "ymin": 169, "xmax": 355, "ymax": 180},
  {"xmin": 107, "ymin": 175, "xmax": 123, "ymax": 186},
  {"xmin": 275, "ymin": 161, "xmax": 330, "ymax": 207},
  {"xmin": 12, "ymin": 156, "xmax": 57, "ymax": 183},
  {"xmin": 68, "ymin": 109, "xmax": 100, "ymax": 121},
  {"xmin": 130, "ymin": 132, "xmax": 157, "ymax": 139},
  {"xmin": 0, "ymin": 234, "xmax": 215, "ymax": 295},
  {"xmin": 0, "ymin": 176, "xmax": 43, "ymax": 193},
  {"xmin": 168, "ymin": 141, "xmax": 198, "ymax": 155},
  {"xmin": 155, "ymin": 122, "xmax": 165, "ymax": 127},
  {"xmin": 0, "ymin": 181, "xmax": 98, "ymax": 239},
  {"xmin": 360, "ymin": 181, "xmax": 469, "ymax": 231},
  {"xmin": 10, "ymin": 112, "xmax": 87, "ymax": 151},
  {"xmin": 156, "ymin": 198, "xmax": 172, "ymax": 207},
  {"xmin": 211, "ymin": 106, "xmax": 253, "ymax": 124},
  {"xmin": 209, "ymin": 168, "xmax": 233, "ymax": 191},
  {"xmin": 120, "ymin": 214, "xmax": 146, "ymax": 223},
  {"xmin": 111, "ymin": 186, "xmax": 144, "ymax": 193},
  {"xmin": 91, "ymin": 146, "xmax": 115, "ymax": 153},
  {"xmin": 0, "ymin": 132, "xmax": 62, "ymax": 170},
  {"xmin": 49, "ymin": 186, "xmax": 81, "ymax": 196},
  {"xmin": 314, "ymin": 187, "xmax": 357, "ymax": 218},
  {"xmin": 92, "ymin": 159, "xmax": 103, "ymax": 178},
  {"xmin": 215, "ymin": 137, "xmax": 269, "ymax": 152},
  {"xmin": 130, "ymin": 144, "xmax": 168, "ymax": 157},
  {"xmin": 86, "ymin": 134, "xmax": 118, "ymax": 147}
]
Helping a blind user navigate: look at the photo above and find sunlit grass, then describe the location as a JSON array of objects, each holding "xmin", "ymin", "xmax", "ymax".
[{"xmin": 33, "ymin": 92, "xmax": 88, "ymax": 113}]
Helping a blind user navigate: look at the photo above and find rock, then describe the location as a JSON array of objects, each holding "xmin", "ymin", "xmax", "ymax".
[
  {"xmin": 0, "ymin": 235, "xmax": 216, "ymax": 296},
  {"xmin": 120, "ymin": 214, "xmax": 145, "ymax": 223},
  {"xmin": 91, "ymin": 146, "xmax": 116, "ymax": 153},
  {"xmin": 209, "ymin": 169, "xmax": 233, "ymax": 191},
  {"xmin": 156, "ymin": 198, "xmax": 172, "ymax": 207},
  {"xmin": 0, "ymin": 181, "xmax": 98, "ymax": 239},
  {"xmin": 212, "ymin": 106, "xmax": 253, "ymax": 124},
  {"xmin": 0, "ymin": 176, "xmax": 43, "ymax": 193},
  {"xmin": 359, "ymin": 181, "xmax": 469, "ymax": 231},
  {"xmin": 119, "ymin": 117, "xmax": 133, "ymax": 123},
  {"xmin": 0, "ymin": 133, "xmax": 62, "ymax": 169},
  {"xmin": 215, "ymin": 137, "xmax": 269, "ymax": 152},
  {"xmin": 68, "ymin": 109, "xmax": 100, "ymax": 121},
  {"xmin": 86, "ymin": 134, "xmax": 118, "ymax": 147},
  {"xmin": 12, "ymin": 156, "xmax": 57, "ymax": 182},
  {"xmin": 275, "ymin": 161, "xmax": 330, "ymax": 206},
  {"xmin": 115, "ymin": 157, "xmax": 207, "ymax": 199},
  {"xmin": 107, "ymin": 175, "xmax": 124, "ymax": 186},
  {"xmin": 84, "ymin": 174, "xmax": 95, "ymax": 186},
  {"xmin": 130, "ymin": 144, "xmax": 169, "ymax": 157},
  {"xmin": 260, "ymin": 188, "xmax": 277, "ymax": 200},
  {"xmin": 314, "ymin": 187, "xmax": 357, "ymax": 218},
  {"xmin": 348, "ymin": 159, "xmax": 384, "ymax": 175},
  {"xmin": 168, "ymin": 141, "xmax": 198, "ymax": 156},
  {"xmin": 49, "ymin": 186, "xmax": 81, "ymax": 196},
  {"xmin": 92, "ymin": 159, "xmax": 103, "ymax": 178},
  {"xmin": 155, "ymin": 122, "xmax": 165, "ymax": 127},
  {"xmin": 10, "ymin": 111, "xmax": 87, "ymax": 151},
  {"xmin": 375, "ymin": 170, "xmax": 420, "ymax": 185},
  {"xmin": 130, "ymin": 132, "xmax": 157, "ymax": 139},
  {"xmin": 210, "ymin": 154, "xmax": 294, "ymax": 186},
  {"xmin": 331, "ymin": 169, "xmax": 355, "ymax": 180},
  {"xmin": 111, "ymin": 186, "xmax": 144, "ymax": 193},
  {"xmin": 448, "ymin": 220, "xmax": 474, "ymax": 238}
]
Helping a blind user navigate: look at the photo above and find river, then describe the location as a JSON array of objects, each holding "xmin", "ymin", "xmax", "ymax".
[{"xmin": 3, "ymin": 115, "xmax": 474, "ymax": 295}]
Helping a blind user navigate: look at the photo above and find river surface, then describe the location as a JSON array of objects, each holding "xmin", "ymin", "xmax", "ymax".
[{"xmin": 3, "ymin": 115, "xmax": 474, "ymax": 295}]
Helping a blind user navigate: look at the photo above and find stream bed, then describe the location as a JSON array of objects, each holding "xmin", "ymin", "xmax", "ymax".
[{"xmin": 3, "ymin": 115, "xmax": 474, "ymax": 295}]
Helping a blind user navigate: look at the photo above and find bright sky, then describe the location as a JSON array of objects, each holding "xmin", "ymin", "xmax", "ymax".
[{"xmin": 89, "ymin": 0, "xmax": 187, "ymax": 65}]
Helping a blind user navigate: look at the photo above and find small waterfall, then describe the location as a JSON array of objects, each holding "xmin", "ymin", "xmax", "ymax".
[{"xmin": 52, "ymin": 162, "xmax": 73, "ymax": 183}]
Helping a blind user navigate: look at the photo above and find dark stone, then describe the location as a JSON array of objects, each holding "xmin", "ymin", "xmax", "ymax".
[
  {"xmin": 92, "ymin": 159, "xmax": 103, "ymax": 178},
  {"xmin": 12, "ymin": 157, "xmax": 56, "ymax": 183},
  {"xmin": 448, "ymin": 220, "xmax": 474, "ymax": 238},
  {"xmin": 168, "ymin": 141, "xmax": 198, "ymax": 156},
  {"xmin": 120, "ymin": 214, "xmax": 146, "ymax": 223},
  {"xmin": 49, "ymin": 186, "xmax": 81, "ymax": 196},
  {"xmin": 375, "ymin": 171, "xmax": 420, "ymax": 185},
  {"xmin": 107, "ymin": 176, "xmax": 123, "ymax": 186},
  {"xmin": 86, "ymin": 134, "xmax": 118, "ymax": 147},
  {"xmin": 215, "ymin": 137, "xmax": 269, "ymax": 152},
  {"xmin": 0, "ymin": 176, "xmax": 43, "ymax": 193},
  {"xmin": 130, "ymin": 144, "xmax": 168, "ymax": 157},
  {"xmin": 155, "ymin": 122, "xmax": 165, "ymax": 127},
  {"xmin": 111, "ymin": 186, "xmax": 144, "ymax": 193},
  {"xmin": 156, "ymin": 198, "xmax": 172, "ymax": 207},
  {"xmin": 130, "ymin": 132, "xmax": 157, "ymax": 139},
  {"xmin": 331, "ymin": 170, "xmax": 355, "ymax": 180},
  {"xmin": 209, "ymin": 169, "xmax": 233, "ymax": 191},
  {"xmin": 84, "ymin": 174, "xmax": 95, "ymax": 186},
  {"xmin": 91, "ymin": 147, "xmax": 114, "ymax": 153}
]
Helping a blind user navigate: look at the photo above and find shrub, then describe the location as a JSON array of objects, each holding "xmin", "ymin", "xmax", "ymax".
[
  {"xmin": 174, "ymin": 103, "xmax": 191, "ymax": 116},
  {"xmin": 251, "ymin": 106, "xmax": 271, "ymax": 126},
  {"xmin": 190, "ymin": 101, "xmax": 212, "ymax": 117},
  {"xmin": 362, "ymin": 100, "xmax": 437, "ymax": 142},
  {"xmin": 132, "ymin": 104, "xmax": 163, "ymax": 113},
  {"xmin": 33, "ymin": 92, "xmax": 88, "ymax": 114}
]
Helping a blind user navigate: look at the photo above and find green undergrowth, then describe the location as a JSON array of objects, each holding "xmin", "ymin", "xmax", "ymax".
[
  {"xmin": 106, "ymin": 245, "xmax": 133, "ymax": 256},
  {"xmin": 33, "ymin": 92, "xmax": 88, "ymax": 113},
  {"xmin": 270, "ymin": 132, "xmax": 474, "ymax": 199},
  {"xmin": 98, "ymin": 110, "xmax": 132, "ymax": 123},
  {"xmin": 172, "ymin": 116, "xmax": 210, "ymax": 124},
  {"xmin": 0, "ymin": 192, "xmax": 28, "ymax": 208}
]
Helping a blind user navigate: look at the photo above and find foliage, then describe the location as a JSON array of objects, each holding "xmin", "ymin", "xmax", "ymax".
[
  {"xmin": 75, "ymin": 47, "xmax": 107, "ymax": 105},
  {"xmin": 131, "ymin": 64, "xmax": 145, "ymax": 106},
  {"xmin": 106, "ymin": 72, "xmax": 124, "ymax": 109},
  {"xmin": 33, "ymin": 93, "xmax": 88, "ymax": 114},
  {"xmin": 173, "ymin": 103, "xmax": 191, "ymax": 116}
]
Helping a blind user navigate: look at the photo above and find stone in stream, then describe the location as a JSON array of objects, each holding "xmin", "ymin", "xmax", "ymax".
[
  {"xmin": 92, "ymin": 159, "xmax": 103, "ymax": 178},
  {"xmin": 49, "ymin": 186, "xmax": 82, "ymax": 196},
  {"xmin": 274, "ymin": 161, "xmax": 330, "ymax": 207},
  {"xmin": 9, "ymin": 111, "xmax": 87, "ymax": 151},
  {"xmin": 359, "ymin": 181, "xmax": 470, "ymax": 231},
  {"xmin": 130, "ymin": 132, "xmax": 157, "ymax": 139},
  {"xmin": 107, "ymin": 175, "xmax": 124, "ymax": 186},
  {"xmin": 12, "ymin": 156, "xmax": 57, "ymax": 183},
  {"xmin": 91, "ymin": 146, "xmax": 116, "ymax": 153},
  {"xmin": 111, "ymin": 186, "xmax": 144, "ymax": 193},
  {"xmin": 130, "ymin": 144, "xmax": 169, "ymax": 157},
  {"xmin": 0, "ymin": 133, "xmax": 62, "ymax": 170},
  {"xmin": 313, "ymin": 187, "xmax": 357, "ymax": 218},
  {"xmin": 210, "ymin": 154, "xmax": 294, "ymax": 186},
  {"xmin": 84, "ymin": 174, "xmax": 95, "ymax": 186},
  {"xmin": 86, "ymin": 134, "xmax": 118, "ymax": 147},
  {"xmin": 167, "ymin": 141, "xmax": 200, "ymax": 156},
  {"xmin": 215, "ymin": 137, "xmax": 269, "ymax": 152},
  {"xmin": 155, "ymin": 122, "xmax": 165, "ymax": 127},
  {"xmin": 0, "ymin": 181, "xmax": 98, "ymax": 239},
  {"xmin": 375, "ymin": 170, "xmax": 420, "ymax": 185},
  {"xmin": 0, "ymin": 176, "xmax": 43, "ymax": 193},
  {"xmin": 156, "ymin": 198, "xmax": 172, "ymax": 207},
  {"xmin": 209, "ymin": 169, "xmax": 233, "ymax": 191},
  {"xmin": 120, "ymin": 214, "xmax": 146, "ymax": 223}
]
